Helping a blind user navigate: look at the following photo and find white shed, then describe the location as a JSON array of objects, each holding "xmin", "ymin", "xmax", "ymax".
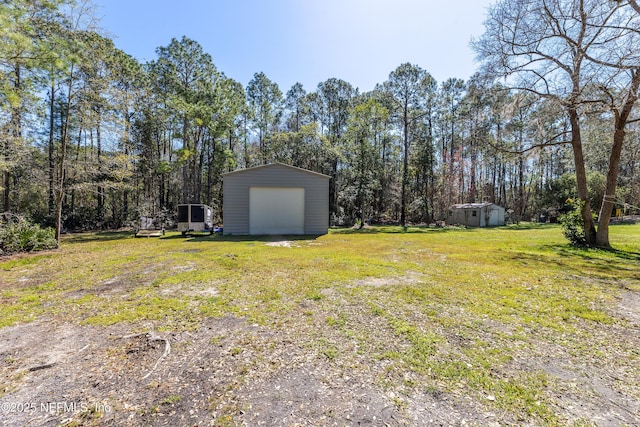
[
  {"xmin": 222, "ymin": 163, "xmax": 330, "ymax": 235},
  {"xmin": 446, "ymin": 203, "xmax": 505, "ymax": 227}
]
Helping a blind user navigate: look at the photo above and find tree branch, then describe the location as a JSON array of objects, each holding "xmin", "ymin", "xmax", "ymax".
[
  {"xmin": 628, "ymin": 0, "xmax": 640, "ymax": 14},
  {"xmin": 485, "ymin": 131, "xmax": 571, "ymax": 155}
]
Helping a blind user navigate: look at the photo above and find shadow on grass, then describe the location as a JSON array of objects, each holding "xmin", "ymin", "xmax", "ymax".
[
  {"xmin": 331, "ymin": 223, "xmax": 559, "ymax": 234},
  {"xmin": 508, "ymin": 243, "xmax": 640, "ymax": 279},
  {"xmin": 60, "ymin": 222, "xmax": 559, "ymax": 243},
  {"xmin": 62, "ymin": 231, "xmax": 134, "ymax": 243},
  {"xmin": 330, "ymin": 225, "xmax": 478, "ymax": 234},
  {"xmin": 503, "ymin": 223, "xmax": 559, "ymax": 231},
  {"xmin": 162, "ymin": 233, "xmax": 324, "ymax": 243},
  {"xmin": 159, "ymin": 232, "xmax": 214, "ymax": 240},
  {"xmin": 546, "ymin": 243, "xmax": 640, "ymax": 262},
  {"xmin": 62, "ymin": 230, "xmax": 324, "ymax": 244}
]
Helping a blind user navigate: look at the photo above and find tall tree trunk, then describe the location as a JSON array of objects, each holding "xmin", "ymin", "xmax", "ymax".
[
  {"xmin": 568, "ymin": 108, "xmax": 596, "ymax": 245},
  {"xmin": 193, "ymin": 127, "xmax": 203, "ymax": 204},
  {"xmin": 330, "ymin": 158, "xmax": 338, "ymax": 223},
  {"xmin": 122, "ymin": 112, "xmax": 132, "ymax": 224},
  {"xmin": 182, "ymin": 116, "xmax": 189, "ymax": 203},
  {"xmin": 4, "ymin": 152, "xmax": 11, "ymax": 213},
  {"xmin": 96, "ymin": 111, "xmax": 104, "ymax": 225},
  {"xmin": 243, "ymin": 115, "xmax": 250, "ymax": 168},
  {"xmin": 518, "ymin": 153, "xmax": 525, "ymax": 221},
  {"xmin": 400, "ymin": 111, "xmax": 409, "ymax": 227},
  {"xmin": 469, "ymin": 124, "xmax": 477, "ymax": 203},
  {"xmin": 596, "ymin": 70, "xmax": 640, "ymax": 247},
  {"xmin": 357, "ymin": 135, "xmax": 365, "ymax": 227},
  {"xmin": 55, "ymin": 65, "xmax": 75, "ymax": 244},
  {"xmin": 206, "ymin": 138, "xmax": 214, "ymax": 207},
  {"xmin": 426, "ymin": 115, "xmax": 434, "ymax": 221},
  {"xmin": 596, "ymin": 128, "xmax": 625, "ymax": 248},
  {"xmin": 4, "ymin": 65, "xmax": 22, "ymax": 213},
  {"xmin": 260, "ymin": 127, "xmax": 267, "ymax": 165},
  {"xmin": 378, "ymin": 130, "xmax": 388, "ymax": 218},
  {"xmin": 70, "ymin": 122, "xmax": 83, "ymax": 221},
  {"xmin": 48, "ymin": 78, "xmax": 56, "ymax": 219},
  {"xmin": 500, "ymin": 161, "xmax": 507, "ymax": 207}
]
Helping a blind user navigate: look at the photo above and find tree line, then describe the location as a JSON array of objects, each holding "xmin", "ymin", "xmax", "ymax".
[{"xmin": 1, "ymin": 0, "xmax": 639, "ymax": 247}]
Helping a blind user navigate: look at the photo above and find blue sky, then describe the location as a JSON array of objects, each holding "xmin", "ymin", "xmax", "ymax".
[{"xmin": 96, "ymin": 0, "xmax": 494, "ymax": 93}]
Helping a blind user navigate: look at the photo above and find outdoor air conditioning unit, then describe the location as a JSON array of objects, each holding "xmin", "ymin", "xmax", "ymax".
[{"xmin": 177, "ymin": 204, "xmax": 213, "ymax": 235}]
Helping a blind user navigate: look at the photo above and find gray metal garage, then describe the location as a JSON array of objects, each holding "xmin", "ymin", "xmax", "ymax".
[{"xmin": 222, "ymin": 163, "xmax": 330, "ymax": 236}]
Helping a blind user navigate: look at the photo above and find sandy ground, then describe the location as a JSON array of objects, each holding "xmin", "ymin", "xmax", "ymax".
[{"xmin": 0, "ymin": 288, "xmax": 639, "ymax": 426}]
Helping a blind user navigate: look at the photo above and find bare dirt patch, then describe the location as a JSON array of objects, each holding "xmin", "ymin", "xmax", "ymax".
[
  {"xmin": 0, "ymin": 313, "xmax": 493, "ymax": 427},
  {"xmin": 350, "ymin": 271, "xmax": 425, "ymax": 287},
  {"xmin": 0, "ymin": 290, "xmax": 639, "ymax": 426},
  {"xmin": 265, "ymin": 240, "xmax": 294, "ymax": 247},
  {"xmin": 615, "ymin": 289, "xmax": 640, "ymax": 326},
  {"xmin": 159, "ymin": 282, "xmax": 221, "ymax": 298}
]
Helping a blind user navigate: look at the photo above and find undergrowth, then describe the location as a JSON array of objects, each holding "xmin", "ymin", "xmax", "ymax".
[{"xmin": 0, "ymin": 216, "xmax": 57, "ymax": 255}]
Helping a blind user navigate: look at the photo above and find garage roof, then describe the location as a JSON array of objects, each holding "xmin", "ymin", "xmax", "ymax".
[{"xmin": 221, "ymin": 162, "xmax": 330, "ymax": 179}]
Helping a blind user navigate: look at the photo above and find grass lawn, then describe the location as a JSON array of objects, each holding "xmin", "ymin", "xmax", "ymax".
[{"xmin": 1, "ymin": 223, "xmax": 639, "ymax": 426}]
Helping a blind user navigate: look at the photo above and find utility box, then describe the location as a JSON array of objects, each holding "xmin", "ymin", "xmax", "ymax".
[{"xmin": 177, "ymin": 204, "xmax": 213, "ymax": 235}]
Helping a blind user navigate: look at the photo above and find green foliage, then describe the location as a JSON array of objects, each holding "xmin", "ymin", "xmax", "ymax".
[
  {"xmin": 0, "ymin": 216, "xmax": 57, "ymax": 255},
  {"xmin": 342, "ymin": 96, "xmax": 390, "ymax": 224},
  {"xmin": 246, "ymin": 71, "xmax": 284, "ymax": 163},
  {"xmin": 537, "ymin": 172, "xmax": 607, "ymax": 213},
  {"xmin": 559, "ymin": 199, "xmax": 592, "ymax": 246},
  {"xmin": 2, "ymin": 0, "xmax": 640, "ymax": 245},
  {"xmin": 537, "ymin": 174, "xmax": 577, "ymax": 209}
]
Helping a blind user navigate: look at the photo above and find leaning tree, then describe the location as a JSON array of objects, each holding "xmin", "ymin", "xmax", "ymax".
[{"xmin": 474, "ymin": 0, "xmax": 640, "ymax": 247}]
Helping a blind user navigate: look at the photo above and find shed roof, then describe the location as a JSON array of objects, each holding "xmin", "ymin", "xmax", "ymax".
[
  {"xmin": 449, "ymin": 202, "xmax": 501, "ymax": 209},
  {"xmin": 222, "ymin": 162, "xmax": 330, "ymax": 179}
]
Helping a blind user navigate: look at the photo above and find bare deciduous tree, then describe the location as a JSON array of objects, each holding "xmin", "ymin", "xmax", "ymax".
[{"xmin": 474, "ymin": 0, "xmax": 640, "ymax": 247}]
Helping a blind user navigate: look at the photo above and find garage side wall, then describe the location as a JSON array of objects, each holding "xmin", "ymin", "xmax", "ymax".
[{"xmin": 223, "ymin": 165, "xmax": 329, "ymax": 235}]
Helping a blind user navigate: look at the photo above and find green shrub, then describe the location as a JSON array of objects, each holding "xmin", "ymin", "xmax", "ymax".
[
  {"xmin": 559, "ymin": 199, "xmax": 592, "ymax": 246},
  {"xmin": 0, "ymin": 216, "xmax": 58, "ymax": 255}
]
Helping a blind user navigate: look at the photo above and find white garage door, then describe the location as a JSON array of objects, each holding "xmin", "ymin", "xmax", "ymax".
[{"xmin": 249, "ymin": 187, "xmax": 305, "ymax": 235}]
